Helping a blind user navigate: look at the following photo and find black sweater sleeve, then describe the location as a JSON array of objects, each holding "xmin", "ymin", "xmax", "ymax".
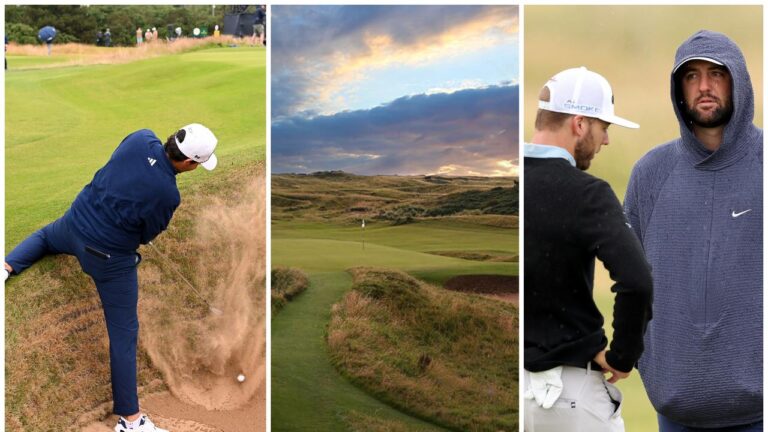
[{"xmin": 576, "ymin": 178, "xmax": 653, "ymax": 372}]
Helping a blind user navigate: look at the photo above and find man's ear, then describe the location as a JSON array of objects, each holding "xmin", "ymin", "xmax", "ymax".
[{"xmin": 571, "ymin": 115, "xmax": 585, "ymax": 137}]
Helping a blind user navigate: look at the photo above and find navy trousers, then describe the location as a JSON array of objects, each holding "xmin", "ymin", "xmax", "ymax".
[
  {"xmin": 659, "ymin": 414, "xmax": 763, "ymax": 432},
  {"xmin": 6, "ymin": 213, "xmax": 141, "ymax": 416}
]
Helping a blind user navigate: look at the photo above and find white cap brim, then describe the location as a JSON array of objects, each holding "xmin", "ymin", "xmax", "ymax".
[
  {"xmin": 672, "ymin": 56, "xmax": 724, "ymax": 74},
  {"xmin": 599, "ymin": 114, "xmax": 640, "ymax": 129},
  {"xmin": 200, "ymin": 153, "xmax": 217, "ymax": 170}
]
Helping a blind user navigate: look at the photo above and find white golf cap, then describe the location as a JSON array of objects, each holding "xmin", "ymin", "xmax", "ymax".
[
  {"xmin": 538, "ymin": 67, "xmax": 639, "ymax": 129},
  {"xmin": 672, "ymin": 56, "xmax": 724, "ymax": 74},
  {"xmin": 176, "ymin": 123, "xmax": 218, "ymax": 170}
]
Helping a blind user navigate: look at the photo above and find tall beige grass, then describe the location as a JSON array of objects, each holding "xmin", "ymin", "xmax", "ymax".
[{"xmin": 7, "ymin": 36, "xmax": 247, "ymax": 68}]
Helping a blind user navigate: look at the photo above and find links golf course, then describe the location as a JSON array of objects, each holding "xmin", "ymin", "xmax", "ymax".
[
  {"xmin": 271, "ymin": 173, "xmax": 519, "ymax": 431},
  {"xmin": 6, "ymin": 41, "xmax": 266, "ymax": 431}
]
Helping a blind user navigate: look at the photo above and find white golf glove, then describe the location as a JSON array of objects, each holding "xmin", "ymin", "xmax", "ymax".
[
  {"xmin": 2, "ymin": 269, "xmax": 8, "ymax": 282},
  {"xmin": 524, "ymin": 366, "xmax": 564, "ymax": 409}
]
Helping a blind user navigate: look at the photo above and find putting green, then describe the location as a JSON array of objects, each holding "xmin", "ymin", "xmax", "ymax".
[
  {"xmin": 6, "ymin": 46, "xmax": 266, "ymax": 250},
  {"xmin": 272, "ymin": 220, "xmax": 518, "ymax": 430}
]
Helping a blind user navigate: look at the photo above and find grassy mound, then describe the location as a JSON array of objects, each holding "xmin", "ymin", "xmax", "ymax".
[
  {"xmin": 341, "ymin": 410, "xmax": 418, "ymax": 432},
  {"xmin": 271, "ymin": 267, "xmax": 310, "ymax": 315},
  {"xmin": 271, "ymin": 172, "xmax": 517, "ymax": 223},
  {"xmin": 327, "ymin": 267, "xmax": 518, "ymax": 431}
]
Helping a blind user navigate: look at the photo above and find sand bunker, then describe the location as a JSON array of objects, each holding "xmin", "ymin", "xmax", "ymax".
[
  {"xmin": 444, "ymin": 274, "xmax": 518, "ymax": 294},
  {"xmin": 140, "ymin": 175, "xmax": 266, "ymax": 411},
  {"xmin": 444, "ymin": 274, "xmax": 518, "ymax": 304}
]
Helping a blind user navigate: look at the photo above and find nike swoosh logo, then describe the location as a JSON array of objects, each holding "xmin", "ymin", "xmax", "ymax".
[{"xmin": 732, "ymin": 209, "xmax": 752, "ymax": 218}]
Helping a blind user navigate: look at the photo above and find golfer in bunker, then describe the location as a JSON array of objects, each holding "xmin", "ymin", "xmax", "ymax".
[{"xmin": 4, "ymin": 124, "xmax": 218, "ymax": 432}]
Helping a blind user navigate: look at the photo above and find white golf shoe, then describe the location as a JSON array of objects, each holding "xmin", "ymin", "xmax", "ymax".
[{"xmin": 114, "ymin": 414, "xmax": 168, "ymax": 432}]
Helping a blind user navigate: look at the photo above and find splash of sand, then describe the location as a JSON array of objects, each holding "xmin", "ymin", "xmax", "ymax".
[{"xmin": 141, "ymin": 174, "xmax": 266, "ymax": 410}]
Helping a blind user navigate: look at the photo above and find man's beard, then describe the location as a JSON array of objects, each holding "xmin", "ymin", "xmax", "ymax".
[
  {"xmin": 574, "ymin": 130, "xmax": 594, "ymax": 171},
  {"xmin": 685, "ymin": 96, "xmax": 734, "ymax": 128}
]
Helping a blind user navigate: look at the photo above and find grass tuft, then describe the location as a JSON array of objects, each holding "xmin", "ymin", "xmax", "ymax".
[
  {"xmin": 327, "ymin": 267, "xmax": 519, "ymax": 432},
  {"xmin": 271, "ymin": 267, "xmax": 310, "ymax": 315}
]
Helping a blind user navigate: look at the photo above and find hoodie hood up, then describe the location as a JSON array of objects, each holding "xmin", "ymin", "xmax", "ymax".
[{"xmin": 671, "ymin": 30, "xmax": 761, "ymax": 170}]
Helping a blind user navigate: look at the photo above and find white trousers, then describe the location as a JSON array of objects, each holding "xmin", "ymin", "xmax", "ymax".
[{"xmin": 524, "ymin": 366, "xmax": 625, "ymax": 432}]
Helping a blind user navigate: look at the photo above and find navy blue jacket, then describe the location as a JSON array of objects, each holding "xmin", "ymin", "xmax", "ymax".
[
  {"xmin": 626, "ymin": 31, "xmax": 762, "ymax": 427},
  {"xmin": 69, "ymin": 129, "xmax": 180, "ymax": 253}
]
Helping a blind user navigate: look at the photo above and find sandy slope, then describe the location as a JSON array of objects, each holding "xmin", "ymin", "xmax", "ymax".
[{"xmin": 81, "ymin": 385, "xmax": 265, "ymax": 432}]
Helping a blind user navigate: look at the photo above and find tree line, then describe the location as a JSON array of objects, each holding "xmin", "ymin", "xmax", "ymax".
[{"xmin": 4, "ymin": 5, "xmax": 249, "ymax": 47}]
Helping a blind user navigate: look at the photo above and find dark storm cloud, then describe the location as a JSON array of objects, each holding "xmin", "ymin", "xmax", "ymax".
[{"xmin": 272, "ymin": 85, "xmax": 519, "ymax": 176}]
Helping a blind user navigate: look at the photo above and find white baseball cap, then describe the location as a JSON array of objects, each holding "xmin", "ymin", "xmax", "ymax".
[
  {"xmin": 538, "ymin": 67, "xmax": 639, "ymax": 129},
  {"xmin": 176, "ymin": 123, "xmax": 218, "ymax": 170}
]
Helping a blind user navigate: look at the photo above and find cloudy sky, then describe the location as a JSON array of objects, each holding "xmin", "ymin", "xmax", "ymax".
[{"xmin": 272, "ymin": 5, "xmax": 519, "ymax": 176}]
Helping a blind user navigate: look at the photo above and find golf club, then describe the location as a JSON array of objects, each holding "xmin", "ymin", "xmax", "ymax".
[{"xmin": 147, "ymin": 241, "xmax": 223, "ymax": 315}]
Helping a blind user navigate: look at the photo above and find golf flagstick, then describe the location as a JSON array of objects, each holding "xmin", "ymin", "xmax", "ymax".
[{"xmin": 362, "ymin": 219, "xmax": 365, "ymax": 250}]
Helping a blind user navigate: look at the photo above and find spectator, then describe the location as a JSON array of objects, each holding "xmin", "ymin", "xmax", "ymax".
[{"xmin": 252, "ymin": 5, "xmax": 266, "ymax": 46}]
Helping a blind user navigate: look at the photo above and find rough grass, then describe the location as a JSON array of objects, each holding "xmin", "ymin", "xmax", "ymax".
[
  {"xmin": 271, "ymin": 272, "xmax": 446, "ymax": 432},
  {"xmin": 341, "ymin": 411, "xmax": 418, "ymax": 432},
  {"xmin": 6, "ymin": 162, "xmax": 263, "ymax": 431},
  {"xmin": 271, "ymin": 173, "xmax": 517, "ymax": 223},
  {"xmin": 5, "ymin": 261, "xmax": 165, "ymax": 430},
  {"xmin": 271, "ymin": 267, "xmax": 310, "ymax": 315},
  {"xmin": 328, "ymin": 267, "xmax": 519, "ymax": 432},
  {"xmin": 272, "ymin": 174, "xmax": 518, "ymax": 430},
  {"xmin": 6, "ymin": 36, "xmax": 252, "ymax": 69}
]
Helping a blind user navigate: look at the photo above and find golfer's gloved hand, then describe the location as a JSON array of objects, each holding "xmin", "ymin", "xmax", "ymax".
[{"xmin": 524, "ymin": 366, "xmax": 563, "ymax": 409}]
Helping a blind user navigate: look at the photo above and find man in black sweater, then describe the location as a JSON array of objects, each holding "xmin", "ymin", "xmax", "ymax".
[{"xmin": 523, "ymin": 67, "xmax": 653, "ymax": 431}]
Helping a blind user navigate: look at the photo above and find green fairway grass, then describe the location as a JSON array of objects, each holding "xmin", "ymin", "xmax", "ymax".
[
  {"xmin": 271, "ymin": 271, "xmax": 448, "ymax": 432},
  {"xmin": 7, "ymin": 54, "xmax": 73, "ymax": 68},
  {"xmin": 272, "ymin": 176, "xmax": 518, "ymax": 430},
  {"xmin": 6, "ymin": 46, "xmax": 266, "ymax": 250},
  {"xmin": 5, "ymin": 47, "xmax": 266, "ymax": 430}
]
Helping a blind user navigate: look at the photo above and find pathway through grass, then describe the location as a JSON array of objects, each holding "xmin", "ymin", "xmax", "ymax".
[
  {"xmin": 271, "ymin": 219, "xmax": 517, "ymax": 430},
  {"xmin": 271, "ymin": 271, "xmax": 446, "ymax": 431}
]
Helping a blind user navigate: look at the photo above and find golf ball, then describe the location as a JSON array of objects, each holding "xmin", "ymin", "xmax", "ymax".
[{"xmin": 237, "ymin": 374, "xmax": 246, "ymax": 383}]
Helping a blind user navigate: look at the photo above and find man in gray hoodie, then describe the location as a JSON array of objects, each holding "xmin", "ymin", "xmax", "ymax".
[{"xmin": 625, "ymin": 30, "xmax": 762, "ymax": 431}]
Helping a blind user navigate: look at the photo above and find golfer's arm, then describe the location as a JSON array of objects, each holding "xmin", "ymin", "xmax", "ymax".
[
  {"xmin": 580, "ymin": 179, "xmax": 653, "ymax": 372},
  {"xmin": 140, "ymin": 203, "xmax": 177, "ymax": 245}
]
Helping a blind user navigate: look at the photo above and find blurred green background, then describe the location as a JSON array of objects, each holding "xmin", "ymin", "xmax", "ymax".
[{"xmin": 525, "ymin": 5, "xmax": 762, "ymax": 431}]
